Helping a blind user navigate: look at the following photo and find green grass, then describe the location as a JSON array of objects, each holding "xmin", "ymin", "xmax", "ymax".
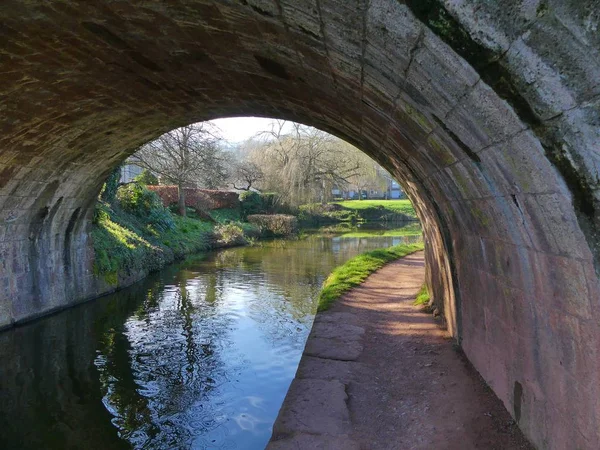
[
  {"xmin": 414, "ymin": 284, "xmax": 430, "ymax": 306},
  {"xmin": 336, "ymin": 223, "xmax": 422, "ymax": 238},
  {"xmin": 92, "ymin": 201, "xmax": 258, "ymax": 284},
  {"xmin": 160, "ymin": 215, "xmax": 214, "ymax": 258},
  {"xmin": 92, "ymin": 202, "xmax": 168, "ymax": 283},
  {"xmin": 332, "ymin": 199, "xmax": 417, "ymax": 218},
  {"xmin": 317, "ymin": 242, "xmax": 425, "ymax": 311},
  {"xmin": 210, "ymin": 208, "xmax": 242, "ymax": 223},
  {"xmin": 299, "ymin": 199, "xmax": 418, "ymax": 225}
]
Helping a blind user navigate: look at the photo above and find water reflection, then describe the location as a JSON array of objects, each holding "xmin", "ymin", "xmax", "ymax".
[{"xmin": 0, "ymin": 225, "xmax": 421, "ymax": 449}]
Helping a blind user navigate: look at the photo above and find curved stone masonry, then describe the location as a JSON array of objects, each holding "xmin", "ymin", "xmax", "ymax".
[{"xmin": 0, "ymin": 1, "xmax": 598, "ymax": 448}]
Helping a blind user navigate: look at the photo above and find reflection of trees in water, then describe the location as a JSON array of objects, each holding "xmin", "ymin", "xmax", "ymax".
[
  {"xmin": 0, "ymin": 276, "xmax": 159, "ymax": 449},
  {"xmin": 95, "ymin": 268, "xmax": 240, "ymax": 449},
  {"xmin": 0, "ymin": 231, "xmax": 415, "ymax": 450},
  {"xmin": 186, "ymin": 235, "xmax": 405, "ymax": 347}
]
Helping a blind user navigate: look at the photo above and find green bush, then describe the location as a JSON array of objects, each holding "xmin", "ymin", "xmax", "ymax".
[
  {"xmin": 134, "ymin": 169, "xmax": 159, "ymax": 185},
  {"xmin": 100, "ymin": 165, "xmax": 122, "ymax": 203},
  {"xmin": 260, "ymin": 192, "xmax": 278, "ymax": 212},
  {"xmin": 210, "ymin": 208, "xmax": 242, "ymax": 223},
  {"xmin": 239, "ymin": 191, "xmax": 284, "ymax": 217},
  {"xmin": 215, "ymin": 223, "xmax": 246, "ymax": 245},
  {"xmin": 239, "ymin": 191, "xmax": 263, "ymax": 217},
  {"xmin": 116, "ymin": 183, "xmax": 175, "ymax": 232}
]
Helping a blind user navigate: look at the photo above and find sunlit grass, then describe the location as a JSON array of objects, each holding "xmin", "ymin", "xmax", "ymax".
[
  {"xmin": 337, "ymin": 223, "xmax": 422, "ymax": 238},
  {"xmin": 332, "ymin": 199, "xmax": 417, "ymax": 218},
  {"xmin": 210, "ymin": 208, "xmax": 242, "ymax": 223},
  {"xmin": 317, "ymin": 242, "xmax": 425, "ymax": 311},
  {"xmin": 160, "ymin": 215, "xmax": 214, "ymax": 256},
  {"xmin": 414, "ymin": 284, "xmax": 430, "ymax": 306}
]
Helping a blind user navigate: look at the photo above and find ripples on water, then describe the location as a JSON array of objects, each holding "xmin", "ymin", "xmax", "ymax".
[{"xmin": 0, "ymin": 226, "xmax": 421, "ymax": 449}]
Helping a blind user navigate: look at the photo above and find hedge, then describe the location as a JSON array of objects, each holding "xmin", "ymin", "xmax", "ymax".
[
  {"xmin": 247, "ymin": 214, "xmax": 298, "ymax": 236},
  {"xmin": 148, "ymin": 186, "xmax": 239, "ymax": 211}
]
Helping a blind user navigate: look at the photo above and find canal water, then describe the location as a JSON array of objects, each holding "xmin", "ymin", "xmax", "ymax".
[{"xmin": 0, "ymin": 226, "xmax": 421, "ymax": 450}]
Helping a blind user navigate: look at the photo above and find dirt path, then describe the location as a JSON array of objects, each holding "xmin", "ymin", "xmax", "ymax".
[{"xmin": 268, "ymin": 251, "xmax": 533, "ymax": 450}]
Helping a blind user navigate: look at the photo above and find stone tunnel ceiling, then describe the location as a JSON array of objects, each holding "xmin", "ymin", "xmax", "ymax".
[{"xmin": 0, "ymin": 0, "xmax": 599, "ymax": 448}]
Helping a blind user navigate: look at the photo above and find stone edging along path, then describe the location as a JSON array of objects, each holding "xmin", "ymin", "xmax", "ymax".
[{"xmin": 267, "ymin": 251, "xmax": 533, "ymax": 450}]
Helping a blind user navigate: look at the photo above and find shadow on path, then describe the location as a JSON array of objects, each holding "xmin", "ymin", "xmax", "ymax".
[{"xmin": 268, "ymin": 251, "xmax": 533, "ymax": 450}]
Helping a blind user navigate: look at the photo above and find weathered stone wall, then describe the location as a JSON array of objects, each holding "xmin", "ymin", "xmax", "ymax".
[{"xmin": 0, "ymin": 1, "xmax": 598, "ymax": 448}]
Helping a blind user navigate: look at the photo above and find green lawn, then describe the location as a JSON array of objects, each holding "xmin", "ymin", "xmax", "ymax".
[
  {"xmin": 336, "ymin": 223, "xmax": 422, "ymax": 238},
  {"xmin": 317, "ymin": 242, "xmax": 424, "ymax": 311},
  {"xmin": 332, "ymin": 199, "xmax": 417, "ymax": 218},
  {"xmin": 210, "ymin": 207, "xmax": 242, "ymax": 223}
]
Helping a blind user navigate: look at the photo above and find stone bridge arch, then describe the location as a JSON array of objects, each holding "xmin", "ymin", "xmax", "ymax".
[{"xmin": 0, "ymin": 1, "xmax": 599, "ymax": 448}]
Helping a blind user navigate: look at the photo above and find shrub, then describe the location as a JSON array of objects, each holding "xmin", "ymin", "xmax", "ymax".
[
  {"xmin": 116, "ymin": 183, "xmax": 175, "ymax": 232},
  {"xmin": 247, "ymin": 214, "xmax": 298, "ymax": 236},
  {"xmin": 91, "ymin": 202, "xmax": 167, "ymax": 284},
  {"xmin": 100, "ymin": 165, "xmax": 121, "ymax": 203},
  {"xmin": 134, "ymin": 169, "xmax": 159, "ymax": 185},
  {"xmin": 240, "ymin": 191, "xmax": 263, "ymax": 217},
  {"xmin": 260, "ymin": 192, "xmax": 279, "ymax": 212},
  {"xmin": 215, "ymin": 223, "xmax": 246, "ymax": 245},
  {"xmin": 239, "ymin": 191, "xmax": 284, "ymax": 217}
]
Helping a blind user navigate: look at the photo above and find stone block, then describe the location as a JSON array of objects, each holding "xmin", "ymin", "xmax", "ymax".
[
  {"xmin": 296, "ymin": 356, "xmax": 364, "ymax": 384},
  {"xmin": 304, "ymin": 337, "xmax": 363, "ymax": 361},
  {"xmin": 271, "ymin": 379, "xmax": 352, "ymax": 436},
  {"xmin": 310, "ymin": 321, "xmax": 365, "ymax": 341},
  {"xmin": 267, "ymin": 434, "xmax": 360, "ymax": 450}
]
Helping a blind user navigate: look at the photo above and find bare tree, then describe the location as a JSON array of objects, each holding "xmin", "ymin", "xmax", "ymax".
[
  {"xmin": 250, "ymin": 121, "xmax": 362, "ymax": 205},
  {"xmin": 346, "ymin": 152, "xmax": 390, "ymax": 200},
  {"xmin": 130, "ymin": 123, "xmax": 225, "ymax": 216},
  {"xmin": 230, "ymin": 161, "xmax": 263, "ymax": 191}
]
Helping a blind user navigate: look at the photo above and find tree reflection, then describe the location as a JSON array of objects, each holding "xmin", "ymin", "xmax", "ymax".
[{"xmin": 0, "ymin": 226, "xmax": 421, "ymax": 450}]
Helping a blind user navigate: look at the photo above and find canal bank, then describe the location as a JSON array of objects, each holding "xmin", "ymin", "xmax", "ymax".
[{"xmin": 268, "ymin": 252, "xmax": 533, "ymax": 450}]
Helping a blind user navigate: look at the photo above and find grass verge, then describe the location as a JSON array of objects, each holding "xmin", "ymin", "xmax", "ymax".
[
  {"xmin": 92, "ymin": 200, "xmax": 260, "ymax": 285},
  {"xmin": 333, "ymin": 199, "xmax": 417, "ymax": 218},
  {"xmin": 414, "ymin": 284, "xmax": 430, "ymax": 306},
  {"xmin": 299, "ymin": 199, "xmax": 418, "ymax": 225},
  {"xmin": 317, "ymin": 242, "xmax": 424, "ymax": 312}
]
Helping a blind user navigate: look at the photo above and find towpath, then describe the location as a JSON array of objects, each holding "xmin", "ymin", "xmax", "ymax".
[{"xmin": 268, "ymin": 251, "xmax": 533, "ymax": 450}]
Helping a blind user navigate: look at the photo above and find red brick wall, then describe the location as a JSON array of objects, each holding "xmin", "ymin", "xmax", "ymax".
[{"xmin": 148, "ymin": 186, "xmax": 239, "ymax": 211}]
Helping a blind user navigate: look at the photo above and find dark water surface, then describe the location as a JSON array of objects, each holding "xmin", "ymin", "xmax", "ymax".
[{"xmin": 0, "ymin": 227, "xmax": 421, "ymax": 450}]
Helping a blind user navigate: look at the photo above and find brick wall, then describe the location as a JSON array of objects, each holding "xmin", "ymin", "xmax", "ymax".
[{"xmin": 147, "ymin": 186, "xmax": 239, "ymax": 211}]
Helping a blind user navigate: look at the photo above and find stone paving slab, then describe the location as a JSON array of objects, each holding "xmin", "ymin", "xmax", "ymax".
[
  {"xmin": 267, "ymin": 434, "xmax": 361, "ymax": 450},
  {"xmin": 310, "ymin": 321, "xmax": 365, "ymax": 341},
  {"xmin": 314, "ymin": 312, "xmax": 362, "ymax": 326},
  {"xmin": 271, "ymin": 379, "xmax": 352, "ymax": 437},
  {"xmin": 304, "ymin": 337, "xmax": 363, "ymax": 361},
  {"xmin": 296, "ymin": 356, "xmax": 364, "ymax": 385}
]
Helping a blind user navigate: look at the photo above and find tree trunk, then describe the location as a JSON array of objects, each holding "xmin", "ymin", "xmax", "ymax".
[{"xmin": 178, "ymin": 183, "xmax": 186, "ymax": 217}]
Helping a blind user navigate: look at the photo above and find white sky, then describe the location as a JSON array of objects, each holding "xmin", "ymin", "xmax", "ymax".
[{"xmin": 209, "ymin": 117, "xmax": 293, "ymax": 144}]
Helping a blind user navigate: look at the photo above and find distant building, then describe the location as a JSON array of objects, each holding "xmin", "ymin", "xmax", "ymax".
[
  {"xmin": 120, "ymin": 164, "xmax": 143, "ymax": 183},
  {"xmin": 388, "ymin": 180, "xmax": 403, "ymax": 199}
]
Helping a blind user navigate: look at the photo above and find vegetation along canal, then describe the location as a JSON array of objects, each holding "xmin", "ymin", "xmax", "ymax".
[{"xmin": 0, "ymin": 226, "xmax": 421, "ymax": 450}]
